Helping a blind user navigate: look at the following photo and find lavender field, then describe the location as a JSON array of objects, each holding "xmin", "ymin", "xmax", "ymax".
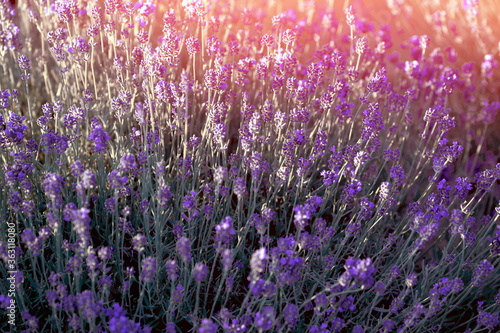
[{"xmin": 1, "ymin": 0, "xmax": 500, "ymax": 332}]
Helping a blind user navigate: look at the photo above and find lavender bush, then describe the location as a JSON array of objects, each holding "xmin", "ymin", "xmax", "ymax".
[{"xmin": 1, "ymin": 0, "xmax": 499, "ymax": 332}]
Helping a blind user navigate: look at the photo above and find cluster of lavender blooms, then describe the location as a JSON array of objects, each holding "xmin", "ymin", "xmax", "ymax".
[{"xmin": 1, "ymin": 0, "xmax": 500, "ymax": 332}]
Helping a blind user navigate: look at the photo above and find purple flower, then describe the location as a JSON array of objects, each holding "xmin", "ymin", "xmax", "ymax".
[
  {"xmin": 413, "ymin": 219, "xmax": 440, "ymax": 249},
  {"xmin": 166, "ymin": 259, "xmax": 178, "ymax": 281},
  {"xmin": 250, "ymin": 279, "xmax": 271, "ymax": 300},
  {"xmin": 379, "ymin": 182, "xmax": 391, "ymax": 200},
  {"xmin": 193, "ymin": 262, "xmax": 209, "ymax": 283},
  {"xmin": 345, "ymin": 5, "xmax": 355, "ymax": 25},
  {"xmin": 404, "ymin": 303, "xmax": 426, "ymax": 327},
  {"xmin": 374, "ymin": 281, "xmax": 386, "ymax": 295},
  {"xmin": 390, "ymin": 164, "xmax": 405, "ymax": 186},
  {"xmin": 321, "ymin": 169, "xmax": 338, "ymax": 186},
  {"xmin": 214, "ymin": 166, "xmax": 227, "ymax": 185},
  {"xmin": 137, "ymin": 199, "xmax": 149, "ymax": 215},
  {"xmin": 293, "ymin": 205, "xmax": 311, "ymax": 231},
  {"xmin": 5, "ymin": 111, "xmax": 28, "ymax": 145},
  {"xmin": 98, "ymin": 247, "xmax": 113, "ymax": 261},
  {"xmin": 383, "ymin": 148, "xmax": 400, "ymax": 163},
  {"xmin": 406, "ymin": 273, "xmax": 418, "ymax": 288},
  {"xmin": 481, "ymin": 54, "xmax": 498, "ymax": 78},
  {"xmin": 261, "ymin": 34, "xmax": 275, "ymax": 47},
  {"xmin": 173, "ymin": 225, "xmax": 184, "ymax": 239},
  {"xmin": 367, "ymin": 67, "xmax": 387, "ymax": 93},
  {"xmin": 75, "ymin": 170, "xmax": 96, "ymax": 198},
  {"xmin": 118, "ymin": 153, "xmax": 137, "ymax": 173},
  {"xmin": 203, "ymin": 204, "xmax": 214, "ymax": 219},
  {"xmin": 108, "ymin": 170, "xmax": 128, "ymax": 189},
  {"xmin": 342, "ymin": 179, "xmax": 363, "ymax": 204},
  {"xmin": 158, "ymin": 185, "xmax": 173, "ymax": 208},
  {"xmin": 176, "ymin": 237, "xmax": 192, "ymax": 262},
  {"xmin": 18, "ymin": 54, "xmax": 30, "ymax": 71},
  {"xmin": 290, "ymin": 107, "xmax": 310, "ymax": 123},
  {"xmin": 274, "ymin": 111, "xmax": 287, "ymax": 130},
  {"xmin": 21, "ymin": 311, "xmax": 38, "ymax": 332},
  {"xmin": 65, "ymin": 254, "xmax": 83, "ymax": 274},
  {"xmin": 353, "ymin": 151, "xmax": 369, "ymax": 168},
  {"xmin": 254, "ymin": 306, "xmax": 275, "ymax": 331},
  {"xmin": 249, "ymin": 248, "xmax": 267, "ymax": 280},
  {"xmin": 283, "ymin": 303, "xmax": 299, "ymax": 328},
  {"xmin": 212, "ymin": 122, "xmax": 227, "ymax": 148},
  {"xmin": 428, "ymin": 277, "xmax": 464, "ymax": 316},
  {"xmin": 275, "ymin": 255, "xmax": 305, "ymax": 287},
  {"xmin": 433, "ymin": 140, "xmax": 462, "ymax": 173},
  {"xmin": 99, "ymin": 275, "xmax": 113, "ymax": 289},
  {"xmin": 171, "ymin": 285, "xmax": 184, "ymax": 305},
  {"xmin": 355, "ymin": 37, "xmax": 368, "ymax": 55},
  {"xmin": 43, "ymin": 173, "xmax": 65, "ymax": 209},
  {"xmin": 205, "ymin": 68, "xmax": 229, "ymax": 92},
  {"xmin": 64, "ymin": 206, "xmax": 91, "ymax": 249},
  {"xmin": 475, "ymin": 169, "xmax": 495, "ymax": 191},
  {"xmin": 233, "ymin": 177, "xmax": 246, "ymax": 199},
  {"xmin": 0, "ymin": 90, "xmax": 10, "ymax": 109},
  {"xmin": 261, "ymin": 208, "xmax": 275, "ymax": 225},
  {"xmin": 105, "ymin": 197, "xmax": 116, "ymax": 214},
  {"xmin": 183, "ymin": 191, "xmax": 197, "ymax": 211},
  {"xmin": 63, "ymin": 105, "xmax": 85, "ymax": 131},
  {"xmin": 215, "ymin": 216, "xmax": 235, "ymax": 248},
  {"xmin": 198, "ymin": 319, "xmax": 217, "ymax": 333},
  {"xmin": 381, "ymin": 319, "xmax": 395, "ymax": 332},
  {"xmin": 449, "ymin": 278, "xmax": 464, "ymax": 293},
  {"xmin": 390, "ymin": 266, "xmax": 400, "ymax": 279},
  {"xmin": 8, "ymin": 190, "xmax": 22, "ymax": 214},
  {"xmin": 495, "ymin": 291, "xmax": 500, "ymax": 305},
  {"xmin": 86, "ymin": 250, "xmax": 98, "ymax": 272},
  {"xmin": 21, "ymin": 228, "xmax": 43, "ymax": 255},
  {"xmin": 489, "ymin": 226, "xmax": 500, "ymax": 256},
  {"xmin": 132, "ymin": 234, "xmax": 147, "ymax": 253},
  {"xmin": 477, "ymin": 312, "xmax": 499, "ymax": 331},
  {"xmin": 89, "ymin": 125, "xmax": 110, "ymax": 153},
  {"xmin": 76, "ymin": 290, "xmax": 101, "ymax": 319},
  {"xmin": 0, "ymin": 295, "xmax": 11, "ymax": 310},
  {"xmin": 155, "ymin": 80, "xmax": 173, "ymax": 102},
  {"xmin": 166, "ymin": 323, "xmax": 176, "ymax": 333},
  {"xmin": 339, "ymin": 257, "xmax": 375, "ymax": 289},
  {"xmin": 71, "ymin": 161, "xmax": 85, "ymax": 177},
  {"xmin": 106, "ymin": 303, "xmax": 142, "ymax": 333},
  {"xmin": 140, "ymin": 257, "xmax": 157, "ymax": 283},
  {"xmin": 44, "ymin": 289, "xmax": 57, "ymax": 308},
  {"xmin": 188, "ymin": 135, "xmax": 201, "ymax": 149},
  {"xmin": 330, "ymin": 317, "xmax": 345, "ymax": 332},
  {"xmin": 310, "ymin": 323, "xmax": 330, "ymax": 333},
  {"xmin": 353, "ymin": 325, "xmax": 365, "ymax": 333},
  {"xmin": 186, "ymin": 36, "xmax": 200, "ymax": 55},
  {"xmin": 359, "ymin": 198, "xmax": 375, "ymax": 220},
  {"xmin": 220, "ymin": 249, "xmax": 233, "ymax": 273},
  {"xmin": 472, "ymin": 259, "xmax": 494, "ymax": 287},
  {"xmin": 390, "ymin": 294, "xmax": 405, "ymax": 314},
  {"xmin": 276, "ymin": 166, "xmax": 290, "ymax": 183},
  {"xmin": 449, "ymin": 209, "xmax": 464, "ymax": 235},
  {"xmin": 345, "ymin": 221, "xmax": 361, "ymax": 238},
  {"xmin": 282, "ymin": 28, "xmax": 296, "ymax": 45},
  {"xmin": 361, "ymin": 102, "xmax": 385, "ymax": 140},
  {"xmin": 480, "ymin": 99, "xmax": 500, "ymax": 125}
]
